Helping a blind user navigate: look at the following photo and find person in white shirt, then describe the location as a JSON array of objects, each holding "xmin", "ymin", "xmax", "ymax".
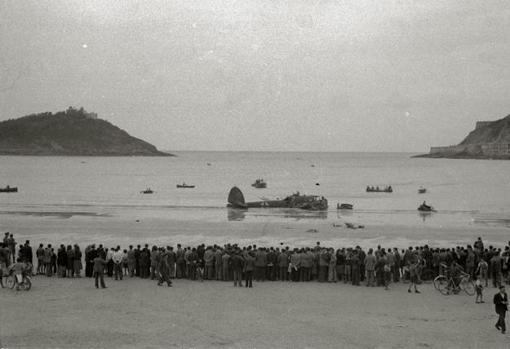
[{"xmin": 112, "ymin": 246, "xmax": 124, "ymax": 281}]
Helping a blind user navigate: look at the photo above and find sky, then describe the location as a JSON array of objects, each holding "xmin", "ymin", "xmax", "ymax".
[{"xmin": 0, "ymin": 0, "xmax": 509, "ymax": 152}]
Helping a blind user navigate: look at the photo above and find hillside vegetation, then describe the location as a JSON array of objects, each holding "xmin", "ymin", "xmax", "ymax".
[{"xmin": 0, "ymin": 107, "xmax": 171, "ymax": 156}]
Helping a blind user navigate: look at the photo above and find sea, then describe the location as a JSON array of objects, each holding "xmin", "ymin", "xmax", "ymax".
[{"xmin": 1, "ymin": 152, "xmax": 509, "ymax": 248}]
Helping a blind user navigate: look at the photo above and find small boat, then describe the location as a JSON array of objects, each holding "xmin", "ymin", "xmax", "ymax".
[
  {"xmin": 177, "ymin": 183, "xmax": 195, "ymax": 188},
  {"xmin": 337, "ymin": 203, "xmax": 353, "ymax": 210},
  {"xmin": 418, "ymin": 202, "xmax": 435, "ymax": 212},
  {"xmin": 366, "ymin": 185, "xmax": 393, "ymax": 193},
  {"xmin": 0, "ymin": 185, "xmax": 17, "ymax": 193},
  {"xmin": 251, "ymin": 179, "xmax": 267, "ymax": 189},
  {"xmin": 141, "ymin": 188, "xmax": 154, "ymax": 194},
  {"xmin": 418, "ymin": 187, "xmax": 427, "ymax": 194}
]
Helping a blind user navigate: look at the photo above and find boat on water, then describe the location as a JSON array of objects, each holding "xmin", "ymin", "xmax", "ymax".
[
  {"xmin": 141, "ymin": 188, "xmax": 154, "ymax": 194},
  {"xmin": 366, "ymin": 185, "xmax": 393, "ymax": 193},
  {"xmin": 177, "ymin": 183, "xmax": 195, "ymax": 188},
  {"xmin": 337, "ymin": 203, "xmax": 353, "ymax": 210},
  {"xmin": 251, "ymin": 178, "xmax": 267, "ymax": 189},
  {"xmin": 418, "ymin": 201, "xmax": 435, "ymax": 212},
  {"xmin": 227, "ymin": 186, "xmax": 328, "ymax": 211},
  {"xmin": 418, "ymin": 187, "xmax": 427, "ymax": 194},
  {"xmin": 0, "ymin": 185, "xmax": 18, "ymax": 193}
]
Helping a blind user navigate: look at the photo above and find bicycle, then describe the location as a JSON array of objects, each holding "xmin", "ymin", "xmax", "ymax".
[
  {"xmin": 5, "ymin": 270, "xmax": 32, "ymax": 291},
  {"xmin": 433, "ymin": 271, "xmax": 474, "ymax": 296}
]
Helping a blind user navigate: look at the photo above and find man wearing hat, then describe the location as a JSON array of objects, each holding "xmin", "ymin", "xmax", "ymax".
[{"xmin": 494, "ymin": 285, "xmax": 508, "ymax": 334}]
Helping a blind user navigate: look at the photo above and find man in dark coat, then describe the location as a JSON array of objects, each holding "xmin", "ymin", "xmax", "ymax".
[
  {"xmin": 93, "ymin": 255, "xmax": 107, "ymax": 289},
  {"xmin": 157, "ymin": 247, "xmax": 172, "ymax": 287},
  {"xmin": 494, "ymin": 285, "xmax": 508, "ymax": 334},
  {"xmin": 230, "ymin": 250, "xmax": 244, "ymax": 287}
]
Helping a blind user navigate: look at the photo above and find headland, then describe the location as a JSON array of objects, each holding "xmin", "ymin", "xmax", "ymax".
[
  {"xmin": 414, "ymin": 114, "xmax": 510, "ymax": 159},
  {"xmin": 0, "ymin": 107, "xmax": 172, "ymax": 156}
]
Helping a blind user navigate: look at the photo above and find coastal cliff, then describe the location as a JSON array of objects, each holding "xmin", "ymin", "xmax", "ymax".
[
  {"xmin": 0, "ymin": 107, "xmax": 172, "ymax": 156},
  {"xmin": 414, "ymin": 114, "xmax": 510, "ymax": 159}
]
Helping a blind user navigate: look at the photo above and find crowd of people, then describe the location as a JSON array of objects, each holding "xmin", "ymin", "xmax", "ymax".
[
  {"xmin": 2, "ymin": 233, "xmax": 510, "ymax": 291},
  {"xmin": 2, "ymin": 233, "xmax": 509, "ymax": 332}
]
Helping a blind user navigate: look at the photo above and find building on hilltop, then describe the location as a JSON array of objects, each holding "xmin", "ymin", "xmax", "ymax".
[
  {"xmin": 428, "ymin": 119, "xmax": 510, "ymax": 157},
  {"xmin": 475, "ymin": 121, "xmax": 492, "ymax": 130}
]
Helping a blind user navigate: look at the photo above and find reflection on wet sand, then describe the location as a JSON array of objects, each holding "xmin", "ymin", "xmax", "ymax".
[
  {"xmin": 227, "ymin": 208, "xmax": 328, "ymax": 221},
  {"xmin": 418, "ymin": 211, "xmax": 433, "ymax": 222}
]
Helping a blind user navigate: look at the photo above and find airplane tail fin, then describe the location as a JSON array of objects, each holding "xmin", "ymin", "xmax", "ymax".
[{"xmin": 228, "ymin": 186, "xmax": 246, "ymax": 207}]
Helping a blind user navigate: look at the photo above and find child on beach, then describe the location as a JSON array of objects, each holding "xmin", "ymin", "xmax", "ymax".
[
  {"xmin": 475, "ymin": 276, "xmax": 484, "ymax": 303},
  {"xmin": 476, "ymin": 259, "xmax": 489, "ymax": 287}
]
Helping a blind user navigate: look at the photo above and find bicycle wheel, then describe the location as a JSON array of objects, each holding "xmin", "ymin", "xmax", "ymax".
[
  {"xmin": 460, "ymin": 278, "xmax": 475, "ymax": 296},
  {"xmin": 5, "ymin": 275, "xmax": 15, "ymax": 289},
  {"xmin": 434, "ymin": 275, "xmax": 450, "ymax": 295}
]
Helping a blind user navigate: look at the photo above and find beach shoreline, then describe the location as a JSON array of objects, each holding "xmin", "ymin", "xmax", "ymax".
[{"xmin": 1, "ymin": 213, "xmax": 508, "ymax": 251}]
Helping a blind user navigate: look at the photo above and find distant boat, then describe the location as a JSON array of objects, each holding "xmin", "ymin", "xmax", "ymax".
[
  {"xmin": 418, "ymin": 187, "xmax": 427, "ymax": 194},
  {"xmin": 251, "ymin": 179, "xmax": 267, "ymax": 189},
  {"xmin": 141, "ymin": 188, "xmax": 154, "ymax": 194},
  {"xmin": 337, "ymin": 203, "xmax": 353, "ymax": 210},
  {"xmin": 366, "ymin": 185, "xmax": 393, "ymax": 193},
  {"xmin": 418, "ymin": 202, "xmax": 435, "ymax": 212},
  {"xmin": 0, "ymin": 185, "xmax": 17, "ymax": 193},
  {"xmin": 177, "ymin": 183, "xmax": 195, "ymax": 188}
]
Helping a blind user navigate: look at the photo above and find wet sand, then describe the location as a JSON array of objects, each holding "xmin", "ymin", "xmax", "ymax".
[
  {"xmin": 1, "ymin": 211, "xmax": 509, "ymax": 251},
  {"xmin": 0, "ymin": 276, "xmax": 508, "ymax": 349}
]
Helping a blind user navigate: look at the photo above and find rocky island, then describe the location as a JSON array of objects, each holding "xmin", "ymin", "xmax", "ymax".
[
  {"xmin": 0, "ymin": 107, "xmax": 172, "ymax": 156},
  {"xmin": 414, "ymin": 114, "xmax": 510, "ymax": 159}
]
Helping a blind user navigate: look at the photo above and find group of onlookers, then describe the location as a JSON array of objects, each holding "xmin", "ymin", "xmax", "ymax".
[{"xmin": 2, "ymin": 233, "xmax": 510, "ymax": 291}]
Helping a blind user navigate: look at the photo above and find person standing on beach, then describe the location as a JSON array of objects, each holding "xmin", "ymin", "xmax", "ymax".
[
  {"xmin": 127, "ymin": 245, "xmax": 136, "ymax": 277},
  {"xmin": 351, "ymin": 250, "xmax": 361, "ymax": 286},
  {"xmin": 139, "ymin": 246, "xmax": 150, "ymax": 279},
  {"xmin": 7, "ymin": 234, "xmax": 16, "ymax": 263},
  {"xmin": 167, "ymin": 246, "xmax": 176, "ymax": 279},
  {"xmin": 44, "ymin": 244, "xmax": 53, "ymax": 277},
  {"xmin": 494, "ymin": 285, "xmax": 508, "ymax": 334},
  {"xmin": 254, "ymin": 248, "xmax": 267, "ymax": 282},
  {"xmin": 214, "ymin": 247, "xmax": 223, "ymax": 281},
  {"xmin": 327, "ymin": 248, "xmax": 338, "ymax": 283},
  {"xmin": 365, "ymin": 249, "xmax": 376, "ymax": 287},
  {"xmin": 93, "ymin": 254, "xmax": 107, "ymax": 289},
  {"xmin": 231, "ymin": 250, "xmax": 244, "ymax": 286},
  {"xmin": 278, "ymin": 249, "xmax": 289, "ymax": 281},
  {"xmin": 244, "ymin": 252, "xmax": 255, "ymax": 288},
  {"xmin": 408, "ymin": 258, "xmax": 420, "ymax": 294},
  {"xmin": 476, "ymin": 258, "xmax": 489, "ymax": 287},
  {"xmin": 0, "ymin": 243, "xmax": 9, "ymax": 288},
  {"xmin": 57, "ymin": 245, "xmax": 67, "ymax": 277},
  {"xmin": 222, "ymin": 250, "xmax": 230, "ymax": 281},
  {"xmin": 204, "ymin": 246, "xmax": 214, "ymax": 280},
  {"xmin": 176, "ymin": 244, "xmax": 186, "ymax": 279},
  {"xmin": 157, "ymin": 247, "xmax": 172, "ymax": 287},
  {"xmin": 36, "ymin": 243, "xmax": 45, "ymax": 275},
  {"xmin": 66, "ymin": 245, "xmax": 74, "ymax": 277},
  {"xmin": 150, "ymin": 246, "xmax": 159, "ymax": 280},
  {"xmin": 134, "ymin": 245, "xmax": 141, "ymax": 277},
  {"xmin": 491, "ymin": 252, "xmax": 503, "ymax": 288},
  {"xmin": 73, "ymin": 245, "xmax": 82, "ymax": 277},
  {"xmin": 113, "ymin": 246, "xmax": 124, "ymax": 281}
]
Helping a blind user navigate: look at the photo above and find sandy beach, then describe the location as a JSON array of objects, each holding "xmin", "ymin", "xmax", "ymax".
[{"xmin": 1, "ymin": 275, "xmax": 508, "ymax": 349}]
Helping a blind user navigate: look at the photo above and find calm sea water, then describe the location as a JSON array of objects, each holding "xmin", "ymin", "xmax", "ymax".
[{"xmin": 0, "ymin": 152, "xmax": 509, "ymax": 246}]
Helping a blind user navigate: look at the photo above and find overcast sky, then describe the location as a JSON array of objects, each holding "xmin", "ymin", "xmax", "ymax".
[{"xmin": 1, "ymin": 0, "xmax": 509, "ymax": 152}]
